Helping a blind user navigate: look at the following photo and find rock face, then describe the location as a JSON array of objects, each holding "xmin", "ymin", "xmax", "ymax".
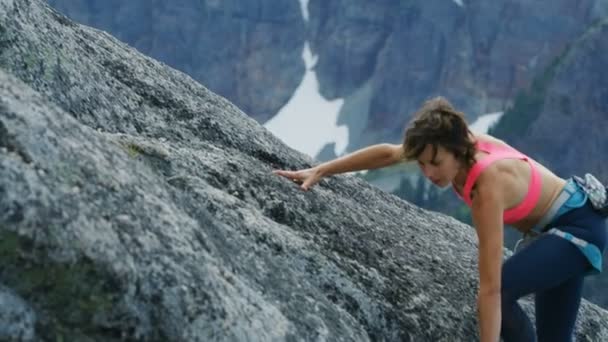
[
  {"xmin": 1, "ymin": 0, "xmax": 608, "ymax": 341},
  {"xmin": 45, "ymin": 0, "xmax": 307, "ymax": 123},
  {"xmin": 0, "ymin": 285, "xmax": 36, "ymax": 341}
]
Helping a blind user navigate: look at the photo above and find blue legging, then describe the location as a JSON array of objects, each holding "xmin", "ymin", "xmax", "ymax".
[{"xmin": 500, "ymin": 202, "xmax": 606, "ymax": 342}]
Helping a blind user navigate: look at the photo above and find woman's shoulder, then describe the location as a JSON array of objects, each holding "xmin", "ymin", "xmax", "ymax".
[{"xmin": 469, "ymin": 133, "xmax": 522, "ymax": 189}]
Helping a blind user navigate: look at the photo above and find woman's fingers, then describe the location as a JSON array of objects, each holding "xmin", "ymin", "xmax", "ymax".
[
  {"xmin": 273, "ymin": 169, "xmax": 299, "ymax": 182},
  {"xmin": 273, "ymin": 169, "xmax": 295, "ymax": 178},
  {"xmin": 273, "ymin": 168, "xmax": 318, "ymax": 191}
]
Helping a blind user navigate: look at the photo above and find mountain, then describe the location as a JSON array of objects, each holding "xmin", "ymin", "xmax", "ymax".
[
  {"xmin": 492, "ymin": 17, "xmax": 608, "ymax": 184},
  {"xmin": 3, "ymin": 0, "xmax": 608, "ymax": 340},
  {"xmin": 309, "ymin": 0, "xmax": 608, "ymax": 151}
]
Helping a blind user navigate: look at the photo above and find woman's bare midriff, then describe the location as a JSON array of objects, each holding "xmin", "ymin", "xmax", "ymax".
[{"xmin": 472, "ymin": 134, "xmax": 567, "ymax": 233}]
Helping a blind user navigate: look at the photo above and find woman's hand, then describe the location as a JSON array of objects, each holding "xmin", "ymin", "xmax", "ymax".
[{"xmin": 272, "ymin": 167, "xmax": 324, "ymax": 191}]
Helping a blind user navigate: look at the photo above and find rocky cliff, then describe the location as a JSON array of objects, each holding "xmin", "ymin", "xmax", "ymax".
[{"xmin": 1, "ymin": 0, "xmax": 608, "ymax": 340}]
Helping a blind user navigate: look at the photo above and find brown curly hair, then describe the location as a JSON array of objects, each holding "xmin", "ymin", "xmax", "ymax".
[{"xmin": 402, "ymin": 97, "xmax": 476, "ymax": 169}]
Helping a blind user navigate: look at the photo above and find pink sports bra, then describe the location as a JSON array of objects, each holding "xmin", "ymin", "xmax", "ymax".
[{"xmin": 455, "ymin": 140, "xmax": 542, "ymax": 224}]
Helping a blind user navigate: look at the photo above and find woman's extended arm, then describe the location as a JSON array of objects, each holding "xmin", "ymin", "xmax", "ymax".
[
  {"xmin": 273, "ymin": 143, "xmax": 404, "ymax": 191},
  {"xmin": 318, "ymin": 143, "xmax": 404, "ymax": 176}
]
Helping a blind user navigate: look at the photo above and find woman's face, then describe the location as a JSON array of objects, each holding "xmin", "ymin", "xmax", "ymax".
[{"xmin": 417, "ymin": 144, "xmax": 463, "ymax": 188}]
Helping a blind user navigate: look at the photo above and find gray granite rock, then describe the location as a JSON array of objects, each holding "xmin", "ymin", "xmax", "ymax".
[
  {"xmin": 0, "ymin": 0, "xmax": 607, "ymax": 340},
  {"xmin": 0, "ymin": 285, "xmax": 36, "ymax": 341}
]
